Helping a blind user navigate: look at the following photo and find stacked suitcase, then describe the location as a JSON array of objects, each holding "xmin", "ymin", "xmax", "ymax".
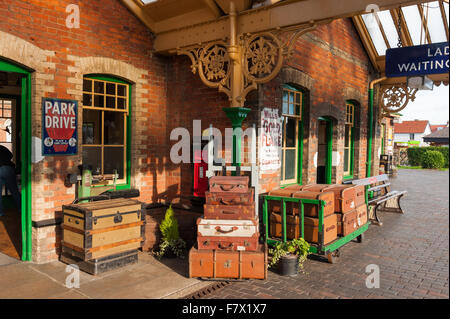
[
  {"xmin": 189, "ymin": 176, "xmax": 267, "ymax": 280},
  {"xmin": 268, "ymin": 185, "xmax": 338, "ymax": 245},
  {"xmin": 60, "ymin": 198, "xmax": 146, "ymax": 275},
  {"xmin": 268, "ymin": 183, "xmax": 368, "ymax": 244}
]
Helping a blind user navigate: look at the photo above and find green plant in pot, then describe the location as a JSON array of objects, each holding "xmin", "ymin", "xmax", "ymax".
[
  {"xmin": 154, "ymin": 205, "xmax": 186, "ymax": 259},
  {"xmin": 269, "ymin": 238, "xmax": 310, "ymax": 276}
]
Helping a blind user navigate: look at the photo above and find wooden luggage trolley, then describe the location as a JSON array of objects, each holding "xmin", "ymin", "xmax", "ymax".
[
  {"xmin": 263, "ymin": 185, "xmax": 369, "ymax": 264},
  {"xmin": 189, "ymin": 125, "xmax": 268, "ymax": 280}
]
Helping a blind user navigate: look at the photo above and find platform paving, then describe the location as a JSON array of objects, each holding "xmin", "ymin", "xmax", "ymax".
[{"xmin": 201, "ymin": 169, "xmax": 449, "ymax": 299}]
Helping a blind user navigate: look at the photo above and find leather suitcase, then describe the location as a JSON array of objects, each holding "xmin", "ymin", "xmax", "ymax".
[
  {"xmin": 189, "ymin": 244, "xmax": 268, "ymax": 280},
  {"xmin": 197, "ymin": 218, "xmax": 258, "ymax": 237},
  {"xmin": 62, "ymin": 198, "xmax": 145, "ymax": 260},
  {"xmin": 304, "ymin": 214, "xmax": 338, "ymax": 245},
  {"xmin": 209, "ymin": 176, "xmax": 249, "ymax": 193},
  {"xmin": 351, "ymin": 185, "xmax": 366, "ymax": 207},
  {"xmin": 336, "ymin": 209, "xmax": 359, "ymax": 236},
  {"xmin": 197, "ymin": 233, "xmax": 260, "ymax": 251},
  {"xmin": 323, "ymin": 185, "xmax": 356, "ymax": 213},
  {"xmin": 268, "ymin": 185, "xmax": 306, "ymax": 215},
  {"xmin": 292, "ymin": 191, "xmax": 335, "ymax": 217},
  {"xmin": 302, "ymin": 184, "xmax": 330, "ymax": 192},
  {"xmin": 203, "ymin": 203, "xmax": 255, "ymax": 220},
  {"xmin": 205, "ymin": 189, "xmax": 254, "ymax": 205},
  {"xmin": 356, "ymin": 204, "xmax": 368, "ymax": 226},
  {"xmin": 269, "ymin": 212, "xmax": 300, "ymax": 240}
]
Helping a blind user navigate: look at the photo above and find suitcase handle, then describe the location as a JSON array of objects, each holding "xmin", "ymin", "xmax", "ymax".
[
  {"xmin": 218, "ymin": 242, "xmax": 234, "ymax": 250},
  {"xmin": 220, "ymin": 209, "xmax": 237, "ymax": 215},
  {"xmin": 215, "ymin": 226, "xmax": 238, "ymax": 233},
  {"xmin": 114, "ymin": 212, "xmax": 123, "ymax": 224},
  {"xmin": 220, "ymin": 199, "xmax": 238, "ymax": 205}
]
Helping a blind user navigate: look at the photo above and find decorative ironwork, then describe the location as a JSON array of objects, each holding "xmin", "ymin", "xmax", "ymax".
[
  {"xmin": 380, "ymin": 85, "xmax": 418, "ymax": 113},
  {"xmin": 199, "ymin": 43, "xmax": 230, "ymax": 85}
]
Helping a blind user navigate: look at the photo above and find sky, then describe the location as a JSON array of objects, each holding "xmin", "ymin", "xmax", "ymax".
[{"xmin": 399, "ymin": 84, "xmax": 449, "ymax": 125}]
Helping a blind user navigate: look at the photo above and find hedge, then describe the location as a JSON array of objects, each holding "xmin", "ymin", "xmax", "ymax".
[
  {"xmin": 421, "ymin": 150, "xmax": 445, "ymax": 169},
  {"xmin": 407, "ymin": 146, "xmax": 449, "ymax": 168}
]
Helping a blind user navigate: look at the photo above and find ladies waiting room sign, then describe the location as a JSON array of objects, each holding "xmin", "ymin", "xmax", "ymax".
[
  {"xmin": 42, "ymin": 98, "xmax": 78, "ymax": 155},
  {"xmin": 260, "ymin": 107, "xmax": 282, "ymax": 172}
]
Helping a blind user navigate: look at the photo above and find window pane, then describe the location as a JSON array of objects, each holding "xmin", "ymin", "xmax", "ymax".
[
  {"xmin": 104, "ymin": 147, "xmax": 125, "ymax": 179},
  {"xmin": 106, "ymin": 96, "xmax": 116, "ymax": 109},
  {"xmin": 345, "ymin": 125, "xmax": 350, "ymax": 147},
  {"xmin": 284, "ymin": 149, "xmax": 296, "ymax": 180},
  {"xmin": 344, "ymin": 148, "xmax": 349, "ymax": 173},
  {"xmin": 282, "ymin": 90, "xmax": 288, "ymax": 114},
  {"xmin": 94, "ymin": 81, "xmax": 104, "ymax": 94},
  {"xmin": 426, "ymin": 1, "xmax": 448, "ymax": 43},
  {"xmin": 117, "ymin": 85, "xmax": 127, "ymax": 97},
  {"xmin": 94, "ymin": 95, "xmax": 104, "ymax": 108},
  {"xmin": 83, "ymin": 94, "xmax": 92, "ymax": 107},
  {"xmin": 106, "ymin": 82, "xmax": 116, "ymax": 95},
  {"xmin": 285, "ymin": 118, "xmax": 296, "ymax": 147},
  {"xmin": 82, "ymin": 147, "xmax": 102, "ymax": 175},
  {"xmin": 377, "ymin": 10, "xmax": 400, "ymax": 48},
  {"xmin": 104, "ymin": 111, "xmax": 125, "ymax": 145},
  {"xmin": 362, "ymin": 13, "xmax": 388, "ymax": 55},
  {"xmin": 402, "ymin": 5, "xmax": 426, "ymax": 45},
  {"xmin": 82, "ymin": 109, "xmax": 102, "ymax": 145},
  {"xmin": 281, "ymin": 150, "xmax": 284, "ymax": 180},
  {"xmin": 83, "ymin": 79, "xmax": 92, "ymax": 92},
  {"xmin": 117, "ymin": 97, "xmax": 126, "ymax": 110}
]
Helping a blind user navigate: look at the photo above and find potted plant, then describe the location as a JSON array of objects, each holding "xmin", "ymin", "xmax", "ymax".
[
  {"xmin": 269, "ymin": 238, "xmax": 310, "ymax": 276},
  {"xmin": 154, "ymin": 205, "xmax": 186, "ymax": 259}
]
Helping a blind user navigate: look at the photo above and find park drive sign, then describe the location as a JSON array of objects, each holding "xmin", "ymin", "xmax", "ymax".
[{"xmin": 385, "ymin": 42, "xmax": 449, "ymax": 78}]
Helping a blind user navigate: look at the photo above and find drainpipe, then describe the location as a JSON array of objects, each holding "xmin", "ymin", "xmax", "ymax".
[{"xmin": 367, "ymin": 77, "xmax": 387, "ymax": 178}]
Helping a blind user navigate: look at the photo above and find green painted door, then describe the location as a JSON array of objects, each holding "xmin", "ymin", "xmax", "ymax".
[
  {"xmin": 317, "ymin": 118, "xmax": 332, "ymax": 184},
  {"xmin": 0, "ymin": 59, "xmax": 32, "ymax": 261}
]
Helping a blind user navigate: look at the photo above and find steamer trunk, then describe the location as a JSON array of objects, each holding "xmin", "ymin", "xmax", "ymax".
[
  {"xmin": 205, "ymin": 189, "xmax": 254, "ymax": 205},
  {"xmin": 269, "ymin": 213, "xmax": 300, "ymax": 240},
  {"xmin": 323, "ymin": 185, "xmax": 356, "ymax": 213},
  {"xmin": 304, "ymin": 214, "xmax": 338, "ymax": 244},
  {"xmin": 61, "ymin": 198, "xmax": 145, "ymax": 260},
  {"xmin": 292, "ymin": 191, "xmax": 335, "ymax": 217},
  {"xmin": 203, "ymin": 203, "xmax": 255, "ymax": 220}
]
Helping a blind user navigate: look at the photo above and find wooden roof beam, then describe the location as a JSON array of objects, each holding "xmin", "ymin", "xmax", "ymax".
[
  {"xmin": 417, "ymin": 3, "xmax": 432, "ymax": 44},
  {"xmin": 439, "ymin": 0, "xmax": 449, "ymax": 41},
  {"xmin": 203, "ymin": 0, "xmax": 223, "ymax": 18},
  {"xmin": 120, "ymin": 0, "xmax": 156, "ymax": 31}
]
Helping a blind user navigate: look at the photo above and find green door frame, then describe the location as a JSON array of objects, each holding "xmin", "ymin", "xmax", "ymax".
[
  {"xmin": 0, "ymin": 59, "xmax": 32, "ymax": 261},
  {"xmin": 318, "ymin": 117, "xmax": 333, "ymax": 184}
]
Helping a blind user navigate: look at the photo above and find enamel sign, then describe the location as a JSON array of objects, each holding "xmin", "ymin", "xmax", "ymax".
[
  {"xmin": 385, "ymin": 42, "xmax": 449, "ymax": 78},
  {"xmin": 42, "ymin": 98, "xmax": 78, "ymax": 155},
  {"xmin": 260, "ymin": 107, "xmax": 282, "ymax": 171}
]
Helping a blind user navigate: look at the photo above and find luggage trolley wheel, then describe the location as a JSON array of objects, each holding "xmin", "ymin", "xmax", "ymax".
[
  {"xmin": 326, "ymin": 249, "xmax": 340, "ymax": 264},
  {"xmin": 357, "ymin": 233, "xmax": 364, "ymax": 243}
]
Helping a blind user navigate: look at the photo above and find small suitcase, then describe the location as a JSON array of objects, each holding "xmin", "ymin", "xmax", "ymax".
[
  {"xmin": 197, "ymin": 233, "xmax": 260, "ymax": 251},
  {"xmin": 304, "ymin": 214, "xmax": 338, "ymax": 245},
  {"xmin": 356, "ymin": 204, "xmax": 368, "ymax": 226},
  {"xmin": 205, "ymin": 189, "xmax": 254, "ymax": 205},
  {"xmin": 203, "ymin": 203, "xmax": 255, "ymax": 220},
  {"xmin": 336, "ymin": 209, "xmax": 359, "ymax": 237},
  {"xmin": 209, "ymin": 176, "xmax": 249, "ymax": 193},
  {"xmin": 292, "ymin": 191, "xmax": 335, "ymax": 217},
  {"xmin": 189, "ymin": 244, "xmax": 268, "ymax": 280},
  {"xmin": 323, "ymin": 185, "xmax": 356, "ymax": 213},
  {"xmin": 302, "ymin": 184, "xmax": 330, "ymax": 192},
  {"xmin": 269, "ymin": 212, "xmax": 300, "ymax": 240}
]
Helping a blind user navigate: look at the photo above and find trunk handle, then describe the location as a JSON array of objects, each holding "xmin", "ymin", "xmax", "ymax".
[
  {"xmin": 218, "ymin": 242, "xmax": 234, "ymax": 249},
  {"xmin": 215, "ymin": 226, "xmax": 238, "ymax": 233}
]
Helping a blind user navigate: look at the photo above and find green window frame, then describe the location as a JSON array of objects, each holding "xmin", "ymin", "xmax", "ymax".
[
  {"xmin": 82, "ymin": 75, "xmax": 132, "ymax": 190},
  {"xmin": 343, "ymin": 101, "xmax": 355, "ymax": 180},
  {"xmin": 280, "ymin": 85, "xmax": 304, "ymax": 186}
]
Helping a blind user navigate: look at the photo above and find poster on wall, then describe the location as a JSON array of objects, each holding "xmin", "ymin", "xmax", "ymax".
[
  {"xmin": 42, "ymin": 98, "xmax": 78, "ymax": 156},
  {"xmin": 260, "ymin": 107, "xmax": 282, "ymax": 172}
]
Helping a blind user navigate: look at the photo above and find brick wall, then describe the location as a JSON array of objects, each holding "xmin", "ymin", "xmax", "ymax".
[{"xmin": 0, "ymin": 0, "xmax": 168, "ymax": 263}]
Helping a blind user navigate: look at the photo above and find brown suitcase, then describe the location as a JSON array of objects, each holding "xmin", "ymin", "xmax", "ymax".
[
  {"xmin": 356, "ymin": 204, "xmax": 368, "ymax": 226},
  {"xmin": 197, "ymin": 233, "xmax": 260, "ymax": 252},
  {"xmin": 304, "ymin": 214, "xmax": 338, "ymax": 245},
  {"xmin": 302, "ymin": 184, "xmax": 330, "ymax": 192},
  {"xmin": 209, "ymin": 176, "xmax": 249, "ymax": 193},
  {"xmin": 269, "ymin": 212, "xmax": 300, "ymax": 240},
  {"xmin": 189, "ymin": 244, "xmax": 267, "ymax": 280},
  {"xmin": 203, "ymin": 203, "xmax": 255, "ymax": 220},
  {"xmin": 268, "ymin": 185, "xmax": 306, "ymax": 215},
  {"xmin": 336, "ymin": 209, "xmax": 359, "ymax": 236},
  {"xmin": 292, "ymin": 191, "xmax": 335, "ymax": 217},
  {"xmin": 351, "ymin": 185, "xmax": 366, "ymax": 207},
  {"xmin": 205, "ymin": 189, "xmax": 254, "ymax": 205},
  {"xmin": 323, "ymin": 185, "xmax": 356, "ymax": 213}
]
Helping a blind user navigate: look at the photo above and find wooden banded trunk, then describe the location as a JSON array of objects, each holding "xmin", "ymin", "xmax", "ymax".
[
  {"xmin": 292, "ymin": 191, "xmax": 335, "ymax": 217},
  {"xmin": 189, "ymin": 244, "xmax": 267, "ymax": 280},
  {"xmin": 303, "ymin": 214, "xmax": 338, "ymax": 245},
  {"xmin": 61, "ymin": 198, "xmax": 145, "ymax": 260}
]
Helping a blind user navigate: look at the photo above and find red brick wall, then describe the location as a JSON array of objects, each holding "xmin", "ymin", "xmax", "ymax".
[{"xmin": 0, "ymin": 0, "xmax": 168, "ymax": 262}]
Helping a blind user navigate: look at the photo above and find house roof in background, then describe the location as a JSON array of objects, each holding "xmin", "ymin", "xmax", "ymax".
[
  {"xmin": 394, "ymin": 120, "xmax": 429, "ymax": 133},
  {"xmin": 424, "ymin": 126, "xmax": 450, "ymax": 139},
  {"xmin": 430, "ymin": 124, "xmax": 448, "ymax": 132}
]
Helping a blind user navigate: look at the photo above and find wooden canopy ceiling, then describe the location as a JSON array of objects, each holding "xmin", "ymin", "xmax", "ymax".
[{"xmin": 120, "ymin": 0, "xmax": 448, "ymax": 85}]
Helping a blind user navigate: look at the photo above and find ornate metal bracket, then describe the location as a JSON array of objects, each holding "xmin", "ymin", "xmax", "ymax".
[{"xmin": 379, "ymin": 84, "xmax": 418, "ymax": 114}]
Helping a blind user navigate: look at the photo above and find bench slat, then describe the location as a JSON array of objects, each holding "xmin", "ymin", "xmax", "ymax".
[
  {"xmin": 351, "ymin": 174, "xmax": 389, "ymax": 186},
  {"xmin": 368, "ymin": 190, "xmax": 407, "ymax": 205},
  {"xmin": 368, "ymin": 183, "xmax": 391, "ymax": 192}
]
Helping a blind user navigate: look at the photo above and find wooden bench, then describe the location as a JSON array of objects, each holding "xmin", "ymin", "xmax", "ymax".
[{"xmin": 350, "ymin": 174, "xmax": 407, "ymax": 226}]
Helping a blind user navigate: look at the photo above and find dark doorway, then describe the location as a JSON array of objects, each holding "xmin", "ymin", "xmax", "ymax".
[
  {"xmin": 317, "ymin": 118, "xmax": 332, "ymax": 184},
  {"xmin": 0, "ymin": 71, "xmax": 22, "ymax": 260}
]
